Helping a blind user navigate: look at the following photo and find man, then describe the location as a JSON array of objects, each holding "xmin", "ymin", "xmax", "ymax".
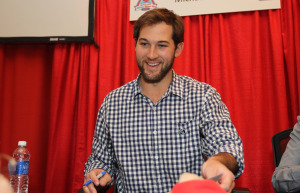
[
  {"xmin": 83, "ymin": 8, "xmax": 244, "ymax": 193},
  {"xmin": 272, "ymin": 116, "xmax": 300, "ymax": 192}
]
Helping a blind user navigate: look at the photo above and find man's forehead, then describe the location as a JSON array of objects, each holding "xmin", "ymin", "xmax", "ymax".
[
  {"xmin": 140, "ymin": 22, "xmax": 172, "ymax": 31},
  {"xmin": 139, "ymin": 23, "xmax": 173, "ymax": 39}
]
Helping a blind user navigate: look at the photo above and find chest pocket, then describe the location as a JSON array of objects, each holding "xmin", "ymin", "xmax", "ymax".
[
  {"xmin": 176, "ymin": 120, "xmax": 201, "ymax": 154},
  {"xmin": 160, "ymin": 119, "xmax": 202, "ymax": 173}
]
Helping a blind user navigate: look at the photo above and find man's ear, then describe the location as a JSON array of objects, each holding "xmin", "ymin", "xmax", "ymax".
[{"xmin": 175, "ymin": 42, "xmax": 184, "ymax": 57}]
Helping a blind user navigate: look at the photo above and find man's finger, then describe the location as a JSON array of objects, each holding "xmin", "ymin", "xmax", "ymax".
[
  {"xmin": 99, "ymin": 173, "xmax": 112, "ymax": 186},
  {"xmin": 83, "ymin": 185, "xmax": 92, "ymax": 193},
  {"xmin": 220, "ymin": 177, "xmax": 235, "ymax": 192}
]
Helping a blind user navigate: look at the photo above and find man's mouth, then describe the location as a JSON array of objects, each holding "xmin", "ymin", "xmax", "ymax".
[{"xmin": 146, "ymin": 62, "xmax": 160, "ymax": 67}]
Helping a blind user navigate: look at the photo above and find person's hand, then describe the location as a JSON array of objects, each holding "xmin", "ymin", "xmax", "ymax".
[
  {"xmin": 0, "ymin": 174, "xmax": 13, "ymax": 193},
  {"xmin": 178, "ymin": 172, "xmax": 203, "ymax": 183},
  {"xmin": 201, "ymin": 157, "xmax": 235, "ymax": 193},
  {"xmin": 83, "ymin": 169, "xmax": 112, "ymax": 193}
]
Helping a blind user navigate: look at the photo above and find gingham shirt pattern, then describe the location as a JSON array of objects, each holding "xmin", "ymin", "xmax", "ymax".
[{"xmin": 85, "ymin": 71, "xmax": 244, "ymax": 193}]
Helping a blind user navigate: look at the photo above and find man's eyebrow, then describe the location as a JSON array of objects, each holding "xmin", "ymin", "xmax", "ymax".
[
  {"xmin": 138, "ymin": 38, "xmax": 148, "ymax": 42},
  {"xmin": 158, "ymin": 41, "xmax": 170, "ymax": 44},
  {"xmin": 138, "ymin": 38, "xmax": 170, "ymax": 44}
]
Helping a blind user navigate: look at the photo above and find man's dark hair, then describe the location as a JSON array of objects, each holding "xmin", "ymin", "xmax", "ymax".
[{"xmin": 133, "ymin": 8, "xmax": 184, "ymax": 47}]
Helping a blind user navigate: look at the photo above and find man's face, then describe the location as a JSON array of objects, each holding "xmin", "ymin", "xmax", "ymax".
[{"xmin": 135, "ymin": 22, "xmax": 182, "ymax": 83}]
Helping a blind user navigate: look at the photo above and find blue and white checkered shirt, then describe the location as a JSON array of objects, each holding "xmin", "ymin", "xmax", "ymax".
[{"xmin": 85, "ymin": 71, "xmax": 244, "ymax": 193}]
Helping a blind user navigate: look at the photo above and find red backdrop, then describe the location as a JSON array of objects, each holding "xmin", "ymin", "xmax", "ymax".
[{"xmin": 0, "ymin": 0, "xmax": 299, "ymax": 193}]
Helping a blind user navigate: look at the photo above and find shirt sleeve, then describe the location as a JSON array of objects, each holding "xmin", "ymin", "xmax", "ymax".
[
  {"xmin": 272, "ymin": 116, "xmax": 300, "ymax": 192},
  {"xmin": 200, "ymin": 86, "xmax": 245, "ymax": 178},
  {"xmin": 84, "ymin": 96, "xmax": 117, "ymax": 178}
]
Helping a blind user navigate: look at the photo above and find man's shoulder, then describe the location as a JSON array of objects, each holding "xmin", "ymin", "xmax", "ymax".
[
  {"xmin": 177, "ymin": 75, "xmax": 214, "ymax": 91},
  {"xmin": 105, "ymin": 79, "xmax": 136, "ymax": 99}
]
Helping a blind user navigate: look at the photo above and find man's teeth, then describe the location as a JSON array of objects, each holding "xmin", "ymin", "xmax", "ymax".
[{"xmin": 147, "ymin": 62, "xmax": 159, "ymax": 66}]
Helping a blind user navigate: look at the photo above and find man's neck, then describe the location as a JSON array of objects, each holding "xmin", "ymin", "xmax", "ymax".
[{"xmin": 140, "ymin": 72, "xmax": 173, "ymax": 104}]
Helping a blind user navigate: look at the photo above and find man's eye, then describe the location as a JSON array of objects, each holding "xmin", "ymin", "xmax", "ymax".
[
  {"xmin": 140, "ymin": 42, "xmax": 148, "ymax": 46},
  {"xmin": 159, "ymin": 44, "xmax": 167, "ymax": 48}
]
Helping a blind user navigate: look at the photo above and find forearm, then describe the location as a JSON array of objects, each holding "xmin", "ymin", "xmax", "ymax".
[
  {"xmin": 85, "ymin": 101, "xmax": 116, "ymax": 176},
  {"xmin": 272, "ymin": 165, "xmax": 300, "ymax": 192},
  {"xmin": 84, "ymin": 136, "xmax": 116, "ymax": 177}
]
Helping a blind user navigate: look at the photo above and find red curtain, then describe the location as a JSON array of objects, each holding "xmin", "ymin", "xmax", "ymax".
[
  {"xmin": 0, "ymin": 43, "xmax": 53, "ymax": 191},
  {"xmin": 0, "ymin": 0, "xmax": 299, "ymax": 193}
]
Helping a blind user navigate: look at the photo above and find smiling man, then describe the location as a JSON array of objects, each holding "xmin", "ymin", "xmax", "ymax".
[
  {"xmin": 83, "ymin": 8, "xmax": 244, "ymax": 193},
  {"xmin": 135, "ymin": 21, "xmax": 183, "ymax": 104}
]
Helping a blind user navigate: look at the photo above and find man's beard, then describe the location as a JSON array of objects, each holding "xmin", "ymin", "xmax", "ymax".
[{"xmin": 137, "ymin": 57, "xmax": 175, "ymax": 83}]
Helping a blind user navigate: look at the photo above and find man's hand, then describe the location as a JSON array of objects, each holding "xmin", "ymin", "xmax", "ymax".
[
  {"xmin": 0, "ymin": 174, "xmax": 13, "ymax": 193},
  {"xmin": 201, "ymin": 153, "xmax": 237, "ymax": 193},
  {"xmin": 83, "ymin": 169, "xmax": 112, "ymax": 193},
  {"xmin": 178, "ymin": 172, "xmax": 203, "ymax": 183}
]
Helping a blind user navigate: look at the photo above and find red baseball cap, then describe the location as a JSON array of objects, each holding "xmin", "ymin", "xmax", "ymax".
[{"xmin": 171, "ymin": 179, "xmax": 226, "ymax": 193}]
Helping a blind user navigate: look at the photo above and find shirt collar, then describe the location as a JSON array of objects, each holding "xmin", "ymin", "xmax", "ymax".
[{"xmin": 133, "ymin": 70, "xmax": 184, "ymax": 99}]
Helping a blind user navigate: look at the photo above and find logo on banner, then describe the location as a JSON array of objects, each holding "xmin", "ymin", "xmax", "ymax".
[{"xmin": 135, "ymin": 0, "xmax": 157, "ymax": 11}]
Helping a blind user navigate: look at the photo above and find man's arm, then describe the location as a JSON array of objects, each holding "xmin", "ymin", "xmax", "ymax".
[
  {"xmin": 84, "ymin": 97, "xmax": 116, "ymax": 192},
  {"xmin": 200, "ymin": 87, "xmax": 245, "ymax": 178}
]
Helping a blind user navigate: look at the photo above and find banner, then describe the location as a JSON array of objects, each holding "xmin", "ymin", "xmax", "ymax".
[{"xmin": 130, "ymin": 0, "xmax": 281, "ymax": 21}]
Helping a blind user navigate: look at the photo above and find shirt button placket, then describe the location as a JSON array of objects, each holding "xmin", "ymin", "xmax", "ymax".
[{"xmin": 152, "ymin": 105, "xmax": 160, "ymax": 191}]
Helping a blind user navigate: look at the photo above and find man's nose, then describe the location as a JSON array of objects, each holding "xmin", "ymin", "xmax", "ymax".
[{"xmin": 147, "ymin": 46, "xmax": 158, "ymax": 59}]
